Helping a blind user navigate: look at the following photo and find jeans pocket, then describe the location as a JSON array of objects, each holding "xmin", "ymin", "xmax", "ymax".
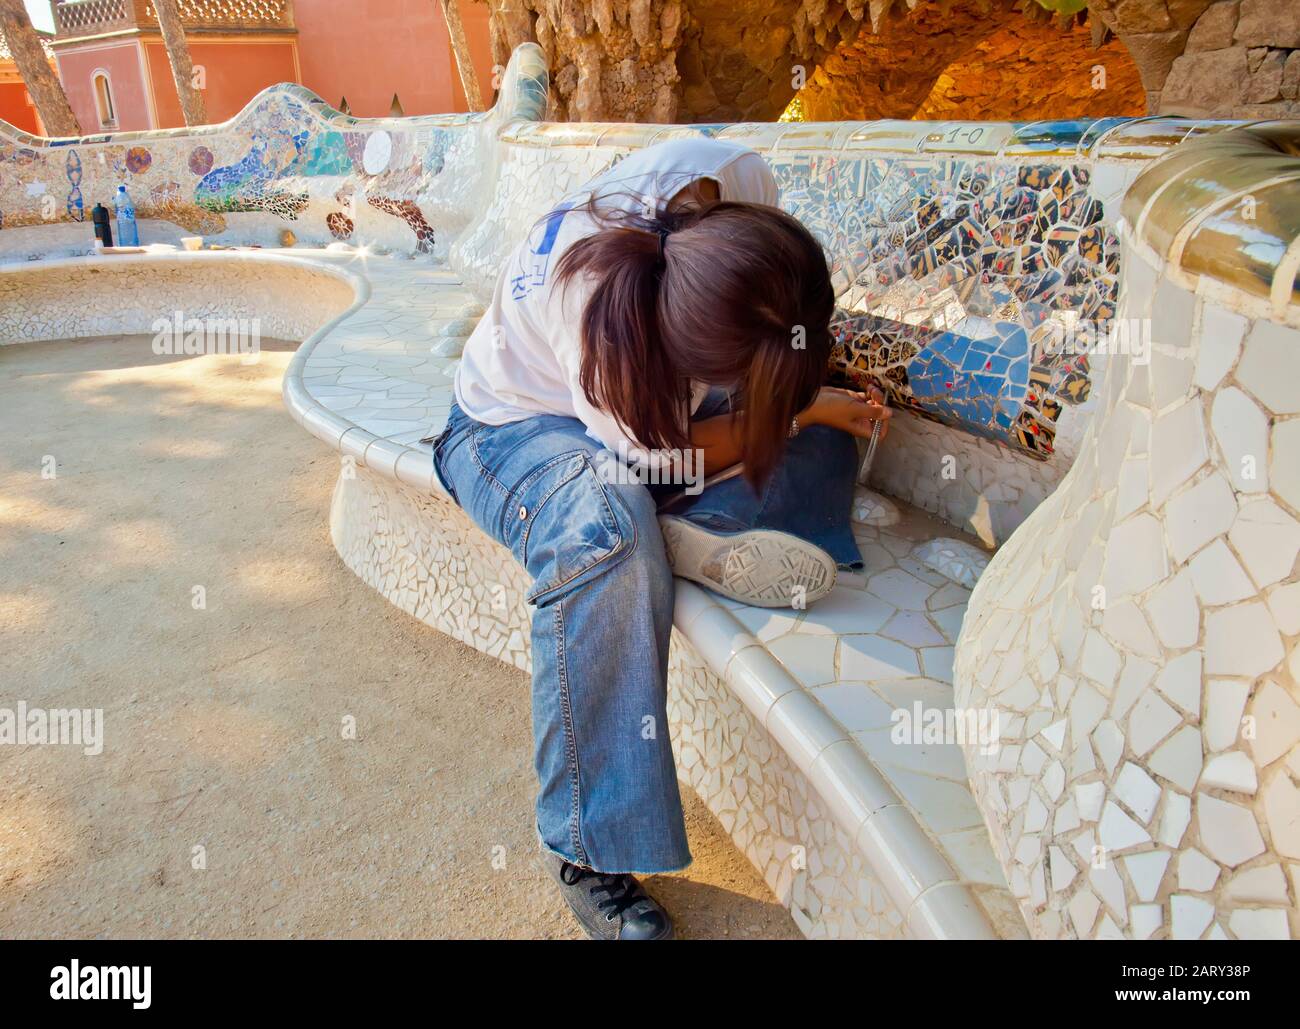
[
  {"xmin": 419, "ymin": 424, "xmax": 452, "ymax": 448},
  {"xmin": 509, "ymin": 452, "xmax": 629, "ymax": 607},
  {"xmin": 429, "ymin": 421, "xmax": 462, "ymax": 504}
]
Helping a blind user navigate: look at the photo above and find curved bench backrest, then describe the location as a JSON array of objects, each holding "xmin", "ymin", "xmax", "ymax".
[
  {"xmin": 0, "ymin": 43, "xmax": 549, "ymax": 259},
  {"xmin": 955, "ymin": 122, "xmax": 1300, "ymax": 941},
  {"xmin": 448, "ymin": 114, "xmax": 1242, "ymax": 542},
  {"xmin": 0, "ymin": 45, "xmax": 1247, "ymax": 541}
]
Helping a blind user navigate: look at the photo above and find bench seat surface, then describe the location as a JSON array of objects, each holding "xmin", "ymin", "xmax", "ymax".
[{"xmin": 286, "ymin": 246, "xmax": 1024, "ymax": 937}]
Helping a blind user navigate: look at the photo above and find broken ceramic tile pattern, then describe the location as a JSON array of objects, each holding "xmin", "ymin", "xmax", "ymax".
[
  {"xmin": 2, "ymin": 246, "xmax": 1020, "ymax": 939},
  {"xmin": 1, "ymin": 60, "xmax": 1186, "ymax": 548},
  {"xmin": 0, "ymin": 42, "xmax": 550, "ymax": 254},
  {"xmin": 3, "ymin": 45, "xmax": 1296, "ymax": 940},
  {"xmin": 327, "ymin": 418, "xmax": 1024, "ymax": 939},
  {"xmin": 956, "ymin": 235, "xmax": 1300, "ymax": 941},
  {"xmin": 5, "ymin": 84, "xmax": 1112, "ymax": 462},
  {"xmin": 775, "ymin": 155, "xmax": 1112, "ymax": 460}
]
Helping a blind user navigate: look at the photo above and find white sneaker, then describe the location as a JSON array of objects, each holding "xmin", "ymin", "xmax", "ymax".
[{"xmin": 658, "ymin": 515, "xmax": 837, "ymax": 608}]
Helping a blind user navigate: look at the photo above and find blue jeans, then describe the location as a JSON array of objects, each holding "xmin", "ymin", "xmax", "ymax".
[{"xmin": 431, "ymin": 390, "xmax": 859, "ymax": 874}]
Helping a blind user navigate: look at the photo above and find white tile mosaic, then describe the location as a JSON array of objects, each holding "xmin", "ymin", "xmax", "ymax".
[
  {"xmin": 953, "ymin": 235, "xmax": 1299, "ymax": 939},
  {"xmin": 5, "ymin": 51, "xmax": 1295, "ymax": 942}
]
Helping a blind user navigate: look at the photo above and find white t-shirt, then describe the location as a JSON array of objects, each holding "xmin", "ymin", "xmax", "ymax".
[{"xmin": 453, "ymin": 138, "xmax": 779, "ymax": 464}]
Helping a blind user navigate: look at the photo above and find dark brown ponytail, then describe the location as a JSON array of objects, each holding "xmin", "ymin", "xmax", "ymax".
[{"xmin": 556, "ymin": 199, "xmax": 834, "ymax": 488}]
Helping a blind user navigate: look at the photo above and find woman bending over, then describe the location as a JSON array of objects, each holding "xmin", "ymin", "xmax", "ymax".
[{"xmin": 433, "ymin": 138, "xmax": 889, "ymax": 939}]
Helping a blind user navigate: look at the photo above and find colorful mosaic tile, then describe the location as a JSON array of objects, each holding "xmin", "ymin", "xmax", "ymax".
[
  {"xmin": 4, "ymin": 48, "xmax": 1294, "ymax": 944},
  {"xmin": 771, "ymin": 154, "xmax": 1113, "ymax": 460},
  {"xmin": 0, "ymin": 49, "xmax": 1122, "ymax": 462}
]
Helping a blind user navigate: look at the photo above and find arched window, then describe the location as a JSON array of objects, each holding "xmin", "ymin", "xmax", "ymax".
[{"xmin": 92, "ymin": 71, "xmax": 116, "ymax": 129}]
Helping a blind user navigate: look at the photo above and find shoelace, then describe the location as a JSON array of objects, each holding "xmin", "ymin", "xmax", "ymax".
[{"xmin": 559, "ymin": 862, "xmax": 644, "ymax": 920}]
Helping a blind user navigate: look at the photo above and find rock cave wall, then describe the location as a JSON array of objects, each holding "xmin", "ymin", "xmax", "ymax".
[
  {"xmin": 477, "ymin": 0, "xmax": 1298, "ymax": 122},
  {"xmin": 910, "ymin": 17, "xmax": 1147, "ymax": 120}
]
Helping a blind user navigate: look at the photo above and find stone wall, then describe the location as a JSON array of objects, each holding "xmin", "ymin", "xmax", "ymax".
[
  {"xmin": 1157, "ymin": 1, "xmax": 1300, "ymax": 118},
  {"xmin": 912, "ymin": 18, "xmax": 1146, "ymax": 121},
  {"xmin": 479, "ymin": 0, "xmax": 1295, "ymax": 122},
  {"xmin": 796, "ymin": 3, "xmax": 1021, "ymax": 122},
  {"xmin": 799, "ymin": 4, "xmax": 1146, "ymax": 122},
  {"xmin": 482, "ymin": 0, "xmax": 857, "ymax": 122}
]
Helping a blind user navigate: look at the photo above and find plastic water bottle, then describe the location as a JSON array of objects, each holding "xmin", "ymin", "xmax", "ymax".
[{"xmin": 114, "ymin": 185, "xmax": 139, "ymax": 246}]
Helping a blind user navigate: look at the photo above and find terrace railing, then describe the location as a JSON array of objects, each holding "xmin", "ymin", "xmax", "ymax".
[{"xmin": 53, "ymin": 0, "xmax": 295, "ymax": 37}]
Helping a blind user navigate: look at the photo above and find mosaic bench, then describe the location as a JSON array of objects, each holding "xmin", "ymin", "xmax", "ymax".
[{"xmin": 2, "ymin": 44, "xmax": 1297, "ymax": 940}]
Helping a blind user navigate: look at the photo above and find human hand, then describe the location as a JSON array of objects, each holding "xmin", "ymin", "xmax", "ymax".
[{"xmin": 802, "ymin": 385, "xmax": 890, "ymax": 440}]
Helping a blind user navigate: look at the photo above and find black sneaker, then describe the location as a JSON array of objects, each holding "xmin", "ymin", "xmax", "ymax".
[{"xmin": 542, "ymin": 851, "xmax": 675, "ymax": 940}]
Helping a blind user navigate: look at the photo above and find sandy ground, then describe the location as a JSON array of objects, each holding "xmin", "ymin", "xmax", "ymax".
[{"xmin": 0, "ymin": 335, "xmax": 798, "ymax": 940}]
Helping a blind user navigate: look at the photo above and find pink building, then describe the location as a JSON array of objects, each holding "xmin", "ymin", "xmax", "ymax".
[
  {"xmin": 294, "ymin": 0, "xmax": 494, "ymax": 118},
  {"xmin": 0, "ymin": 28, "xmax": 51, "ymax": 134},
  {"xmin": 45, "ymin": 0, "xmax": 493, "ymax": 135}
]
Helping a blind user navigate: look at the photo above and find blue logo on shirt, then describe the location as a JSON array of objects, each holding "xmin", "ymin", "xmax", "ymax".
[{"xmin": 510, "ymin": 201, "xmax": 576, "ymax": 301}]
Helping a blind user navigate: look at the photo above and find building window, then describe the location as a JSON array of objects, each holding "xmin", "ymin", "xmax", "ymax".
[{"xmin": 92, "ymin": 72, "xmax": 116, "ymax": 129}]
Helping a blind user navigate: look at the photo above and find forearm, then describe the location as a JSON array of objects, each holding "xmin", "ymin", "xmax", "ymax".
[
  {"xmin": 686, "ymin": 395, "xmax": 840, "ymax": 475},
  {"xmin": 684, "ymin": 387, "xmax": 886, "ymax": 478},
  {"xmin": 688, "ymin": 413, "xmax": 746, "ymax": 477}
]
